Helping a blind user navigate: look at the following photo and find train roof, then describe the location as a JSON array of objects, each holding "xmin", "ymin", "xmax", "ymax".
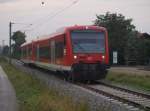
[{"xmin": 21, "ymin": 25, "xmax": 106, "ymax": 47}]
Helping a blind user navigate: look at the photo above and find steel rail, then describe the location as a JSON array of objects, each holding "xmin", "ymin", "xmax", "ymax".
[
  {"xmin": 78, "ymin": 83, "xmax": 150, "ymax": 111},
  {"xmin": 17, "ymin": 59, "xmax": 150, "ymax": 111},
  {"xmin": 97, "ymin": 81, "xmax": 150, "ymax": 99}
]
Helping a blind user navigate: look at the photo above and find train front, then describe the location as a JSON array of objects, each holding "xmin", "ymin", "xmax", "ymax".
[{"xmin": 67, "ymin": 26, "xmax": 109, "ymax": 81}]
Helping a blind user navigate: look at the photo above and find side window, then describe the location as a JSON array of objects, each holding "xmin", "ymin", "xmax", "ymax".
[
  {"xmin": 39, "ymin": 46, "xmax": 50, "ymax": 59},
  {"xmin": 36, "ymin": 45, "xmax": 39, "ymax": 61},
  {"xmin": 22, "ymin": 48, "xmax": 26, "ymax": 58},
  {"xmin": 64, "ymin": 35, "xmax": 66, "ymax": 46},
  {"xmin": 28, "ymin": 48, "xmax": 32, "ymax": 57},
  {"xmin": 26, "ymin": 47, "xmax": 29, "ymax": 57},
  {"xmin": 55, "ymin": 41, "xmax": 64, "ymax": 58},
  {"xmin": 55, "ymin": 36, "xmax": 66, "ymax": 59}
]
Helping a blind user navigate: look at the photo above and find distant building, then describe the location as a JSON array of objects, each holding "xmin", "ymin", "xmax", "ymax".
[{"xmin": 139, "ymin": 33, "xmax": 150, "ymax": 39}]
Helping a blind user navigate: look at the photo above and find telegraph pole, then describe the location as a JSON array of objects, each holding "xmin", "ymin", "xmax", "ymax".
[
  {"xmin": 2, "ymin": 40, "xmax": 5, "ymax": 55},
  {"xmin": 8, "ymin": 21, "xmax": 31, "ymax": 64},
  {"xmin": 9, "ymin": 22, "xmax": 12, "ymax": 64},
  {"xmin": 2, "ymin": 40, "xmax": 5, "ymax": 48}
]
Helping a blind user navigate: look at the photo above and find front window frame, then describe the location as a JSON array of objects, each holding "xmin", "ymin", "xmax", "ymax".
[{"xmin": 70, "ymin": 29, "xmax": 106, "ymax": 54}]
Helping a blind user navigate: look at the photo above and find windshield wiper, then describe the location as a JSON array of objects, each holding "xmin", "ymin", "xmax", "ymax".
[{"xmin": 73, "ymin": 42, "xmax": 86, "ymax": 52}]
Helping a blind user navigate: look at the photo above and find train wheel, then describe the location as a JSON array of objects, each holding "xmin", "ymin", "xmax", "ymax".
[
  {"xmin": 67, "ymin": 73, "xmax": 75, "ymax": 83},
  {"xmin": 71, "ymin": 73, "xmax": 75, "ymax": 82}
]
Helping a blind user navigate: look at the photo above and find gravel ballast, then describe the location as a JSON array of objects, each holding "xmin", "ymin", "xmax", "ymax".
[{"xmin": 12, "ymin": 60, "xmax": 142, "ymax": 111}]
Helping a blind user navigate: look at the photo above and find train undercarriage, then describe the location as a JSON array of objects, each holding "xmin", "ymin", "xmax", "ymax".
[{"xmin": 66, "ymin": 63, "xmax": 108, "ymax": 82}]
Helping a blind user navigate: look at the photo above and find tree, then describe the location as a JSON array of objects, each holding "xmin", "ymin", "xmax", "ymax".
[
  {"xmin": 12, "ymin": 31, "xmax": 26, "ymax": 46},
  {"xmin": 124, "ymin": 31, "xmax": 139, "ymax": 65},
  {"xmin": 94, "ymin": 12, "xmax": 135, "ymax": 64},
  {"xmin": 11, "ymin": 31, "xmax": 26, "ymax": 59},
  {"xmin": 139, "ymin": 33, "xmax": 150, "ymax": 64}
]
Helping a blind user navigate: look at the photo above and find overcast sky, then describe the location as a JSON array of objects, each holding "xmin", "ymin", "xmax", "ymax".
[{"xmin": 0, "ymin": 0, "xmax": 150, "ymax": 45}]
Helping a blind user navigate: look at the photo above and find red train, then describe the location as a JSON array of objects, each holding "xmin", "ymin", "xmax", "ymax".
[{"xmin": 21, "ymin": 25, "xmax": 109, "ymax": 81}]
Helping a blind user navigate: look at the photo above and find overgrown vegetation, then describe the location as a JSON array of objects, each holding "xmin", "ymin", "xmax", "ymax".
[
  {"xmin": 106, "ymin": 71, "xmax": 150, "ymax": 92},
  {"xmin": 0, "ymin": 58, "xmax": 89, "ymax": 111}
]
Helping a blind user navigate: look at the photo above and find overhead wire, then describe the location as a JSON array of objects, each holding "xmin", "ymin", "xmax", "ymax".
[{"xmin": 23, "ymin": 0, "xmax": 79, "ymax": 33}]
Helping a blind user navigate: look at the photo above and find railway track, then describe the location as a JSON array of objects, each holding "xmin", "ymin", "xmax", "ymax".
[
  {"xmin": 14, "ymin": 59, "xmax": 150, "ymax": 111},
  {"xmin": 78, "ymin": 81, "xmax": 150, "ymax": 111}
]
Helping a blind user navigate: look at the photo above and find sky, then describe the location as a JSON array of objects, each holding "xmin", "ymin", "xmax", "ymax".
[{"xmin": 0, "ymin": 0, "xmax": 150, "ymax": 45}]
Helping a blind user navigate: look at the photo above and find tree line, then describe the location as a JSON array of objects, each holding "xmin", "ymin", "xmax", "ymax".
[
  {"xmin": 94, "ymin": 12, "xmax": 150, "ymax": 65},
  {"xmin": 1, "ymin": 12, "xmax": 150, "ymax": 65},
  {"xmin": 1, "ymin": 31, "xmax": 26, "ymax": 59}
]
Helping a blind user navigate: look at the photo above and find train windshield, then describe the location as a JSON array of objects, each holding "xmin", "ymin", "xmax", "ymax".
[{"xmin": 71, "ymin": 30, "xmax": 105, "ymax": 53}]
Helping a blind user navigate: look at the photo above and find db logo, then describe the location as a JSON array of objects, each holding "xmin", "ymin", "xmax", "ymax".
[{"xmin": 87, "ymin": 57, "xmax": 92, "ymax": 61}]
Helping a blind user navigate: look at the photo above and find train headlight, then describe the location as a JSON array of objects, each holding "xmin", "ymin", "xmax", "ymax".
[
  {"xmin": 74, "ymin": 55, "xmax": 77, "ymax": 59},
  {"xmin": 86, "ymin": 26, "xmax": 89, "ymax": 29},
  {"xmin": 102, "ymin": 55, "xmax": 105, "ymax": 59}
]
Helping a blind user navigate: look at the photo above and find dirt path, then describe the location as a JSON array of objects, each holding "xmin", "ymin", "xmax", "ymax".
[{"xmin": 0, "ymin": 66, "xmax": 18, "ymax": 111}]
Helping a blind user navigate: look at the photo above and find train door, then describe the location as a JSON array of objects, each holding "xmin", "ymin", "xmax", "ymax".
[
  {"xmin": 21, "ymin": 48, "xmax": 23, "ymax": 59},
  {"xmin": 36, "ymin": 44, "xmax": 39, "ymax": 61},
  {"xmin": 51, "ymin": 40, "xmax": 55, "ymax": 63},
  {"xmin": 26, "ymin": 46, "xmax": 29, "ymax": 59}
]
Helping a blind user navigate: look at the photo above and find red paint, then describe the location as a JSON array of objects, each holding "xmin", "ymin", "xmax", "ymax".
[{"xmin": 21, "ymin": 25, "xmax": 109, "ymax": 68}]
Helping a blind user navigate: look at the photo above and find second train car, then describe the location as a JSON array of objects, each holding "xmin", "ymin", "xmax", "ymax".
[{"xmin": 21, "ymin": 25, "xmax": 109, "ymax": 81}]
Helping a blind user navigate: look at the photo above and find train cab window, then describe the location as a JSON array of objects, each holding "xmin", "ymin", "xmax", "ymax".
[{"xmin": 71, "ymin": 30, "xmax": 105, "ymax": 53}]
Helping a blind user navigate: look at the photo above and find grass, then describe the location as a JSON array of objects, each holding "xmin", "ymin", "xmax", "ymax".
[
  {"xmin": 0, "ymin": 58, "xmax": 89, "ymax": 111},
  {"xmin": 106, "ymin": 71, "xmax": 150, "ymax": 92}
]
